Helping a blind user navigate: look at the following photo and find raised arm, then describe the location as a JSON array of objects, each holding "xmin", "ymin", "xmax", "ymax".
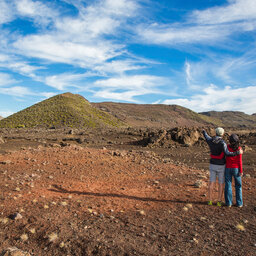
[{"xmin": 202, "ymin": 130, "xmax": 212, "ymax": 141}]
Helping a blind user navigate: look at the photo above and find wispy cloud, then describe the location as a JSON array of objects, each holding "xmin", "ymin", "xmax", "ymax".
[
  {"xmin": 44, "ymin": 73, "xmax": 90, "ymax": 91},
  {"xmin": 93, "ymin": 75, "xmax": 168, "ymax": 102},
  {"xmin": 192, "ymin": 0, "xmax": 256, "ymax": 25},
  {"xmin": 137, "ymin": 0, "xmax": 256, "ymax": 47},
  {"xmin": 0, "ymin": 86, "xmax": 34, "ymax": 97},
  {"xmin": 0, "ymin": 0, "xmax": 15, "ymax": 25},
  {"xmin": 0, "ymin": 72, "xmax": 17, "ymax": 86}
]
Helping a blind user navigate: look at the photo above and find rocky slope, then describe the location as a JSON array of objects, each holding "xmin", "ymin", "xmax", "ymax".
[
  {"xmin": 93, "ymin": 102, "xmax": 221, "ymax": 128},
  {"xmin": 200, "ymin": 111, "xmax": 256, "ymax": 128}
]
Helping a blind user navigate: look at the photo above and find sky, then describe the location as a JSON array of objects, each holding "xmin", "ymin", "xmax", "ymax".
[{"xmin": 0, "ymin": 0, "xmax": 256, "ymax": 117}]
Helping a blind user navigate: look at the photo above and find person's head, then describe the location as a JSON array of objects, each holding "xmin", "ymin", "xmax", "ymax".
[
  {"xmin": 229, "ymin": 134, "xmax": 239, "ymax": 150},
  {"xmin": 215, "ymin": 127, "xmax": 224, "ymax": 137}
]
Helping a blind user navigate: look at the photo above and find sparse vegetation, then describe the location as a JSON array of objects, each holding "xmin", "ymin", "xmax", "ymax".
[{"xmin": 0, "ymin": 93, "xmax": 124, "ymax": 129}]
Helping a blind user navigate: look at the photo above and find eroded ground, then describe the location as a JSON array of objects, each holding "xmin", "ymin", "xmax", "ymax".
[{"xmin": 0, "ymin": 128, "xmax": 255, "ymax": 256}]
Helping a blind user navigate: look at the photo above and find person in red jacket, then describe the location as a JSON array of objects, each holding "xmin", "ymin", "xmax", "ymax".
[{"xmin": 225, "ymin": 134, "xmax": 243, "ymax": 207}]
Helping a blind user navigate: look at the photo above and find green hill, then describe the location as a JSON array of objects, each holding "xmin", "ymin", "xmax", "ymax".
[{"xmin": 0, "ymin": 93, "xmax": 124, "ymax": 128}]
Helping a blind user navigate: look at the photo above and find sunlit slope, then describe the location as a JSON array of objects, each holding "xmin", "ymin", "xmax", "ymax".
[{"xmin": 0, "ymin": 93, "xmax": 124, "ymax": 128}]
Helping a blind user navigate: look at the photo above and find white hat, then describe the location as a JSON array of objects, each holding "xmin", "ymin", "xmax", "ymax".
[{"xmin": 216, "ymin": 127, "xmax": 224, "ymax": 136}]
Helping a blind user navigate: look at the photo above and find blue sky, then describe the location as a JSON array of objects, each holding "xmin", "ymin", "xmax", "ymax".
[{"xmin": 0, "ymin": 0, "xmax": 256, "ymax": 117}]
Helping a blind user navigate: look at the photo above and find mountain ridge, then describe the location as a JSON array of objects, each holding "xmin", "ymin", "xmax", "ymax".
[
  {"xmin": 200, "ymin": 111, "xmax": 256, "ymax": 128},
  {"xmin": 0, "ymin": 93, "xmax": 255, "ymax": 129}
]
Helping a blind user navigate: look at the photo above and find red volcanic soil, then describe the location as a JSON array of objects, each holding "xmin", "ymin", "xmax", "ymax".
[{"xmin": 0, "ymin": 145, "xmax": 255, "ymax": 256}]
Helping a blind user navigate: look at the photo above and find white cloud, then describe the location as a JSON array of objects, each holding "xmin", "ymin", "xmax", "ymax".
[
  {"xmin": 0, "ymin": 110, "xmax": 14, "ymax": 118},
  {"xmin": 0, "ymin": 73, "xmax": 17, "ymax": 86},
  {"xmin": 93, "ymin": 75, "xmax": 167, "ymax": 102},
  {"xmin": 0, "ymin": 86, "xmax": 34, "ymax": 97},
  {"xmin": 0, "ymin": 53, "xmax": 43, "ymax": 78},
  {"xmin": 192, "ymin": 0, "xmax": 256, "ymax": 25},
  {"xmin": 44, "ymin": 73, "xmax": 89, "ymax": 90},
  {"xmin": 14, "ymin": 0, "xmax": 58, "ymax": 26},
  {"xmin": 0, "ymin": 0, "xmax": 15, "ymax": 24},
  {"xmin": 13, "ymin": 34, "xmax": 123, "ymax": 68},
  {"xmin": 137, "ymin": 0, "xmax": 256, "ymax": 46},
  {"xmin": 163, "ymin": 85, "xmax": 256, "ymax": 114},
  {"xmin": 94, "ymin": 60, "xmax": 146, "ymax": 75}
]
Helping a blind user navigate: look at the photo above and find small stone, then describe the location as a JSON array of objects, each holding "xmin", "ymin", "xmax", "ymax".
[
  {"xmin": 59, "ymin": 242, "xmax": 65, "ymax": 248},
  {"xmin": 245, "ymin": 174, "xmax": 251, "ymax": 178},
  {"xmin": 209, "ymin": 225, "xmax": 214, "ymax": 229},
  {"xmin": 193, "ymin": 237, "xmax": 199, "ymax": 244},
  {"xmin": 200, "ymin": 217, "xmax": 206, "ymax": 221},
  {"xmin": 193, "ymin": 180, "xmax": 202, "ymax": 188},
  {"xmin": 48, "ymin": 176, "xmax": 54, "ymax": 179},
  {"xmin": 44, "ymin": 205, "xmax": 49, "ymax": 209},
  {"xmin": 183, "ymin": 207, "xmax": 188, "ymax": 212},
  {"xmin": 15, "ymin": 187, "xmax": 21, "ymax": 192},
  {"xmin": 243, "ymin": 220, "xmax": 248, "ymax": 224},
  {"xmin": 9, "ymin": 213, "xmax": 23, "ymax": 220},
  {"xmin": 61, "ymin": 202, "xmax": 67, "ymax": 206},
  {"xmin": 138, "ymin": 210, "xmax": 146, "ymax": 216},
  {"xmin": 0, "ymin": 217, "xmax": 8, "ymax": 224},
  {"xmin": 29, "ymin": 228, "xmax": 36, "ymax": 234},
  {"xmin": 186, "ymin": 203, "xmax": 193, "ymax": 209},
  {"xmin": 20, "ymin": 233, "xmax": 28, "ymax": 241},
  {"xmin": 236, "ymin": 224, "xmax": 245, "ymax": 231},
  {"xmin": 48, "ymin": 232, "xmax": 58, "ymax": 242}
]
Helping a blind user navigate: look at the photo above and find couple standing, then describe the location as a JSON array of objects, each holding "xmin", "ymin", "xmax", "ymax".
[{"xmin": 203, "ymin": 128, "xmax": 243, "ymax": 207}]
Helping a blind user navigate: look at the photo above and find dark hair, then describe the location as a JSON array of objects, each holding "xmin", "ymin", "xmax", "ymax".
[{"xmin": 229, "ymin": 134, "xmax": 239, "ymax": 150}]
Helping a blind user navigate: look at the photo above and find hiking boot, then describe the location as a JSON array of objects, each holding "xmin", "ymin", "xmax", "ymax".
[
  {"xmin": 217, "ymin": 201, "xmax": 223, "ymax": 207},
  {"xmin": 208, "ymin": 201, "xmax": 213, "ymax": 206}
]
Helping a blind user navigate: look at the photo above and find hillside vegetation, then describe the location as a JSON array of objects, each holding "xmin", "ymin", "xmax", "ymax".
[
  {"xmin": 200, "ymin": 111, "xmax": 256, "ymax": 128},
  {"xmin": 0, "ymin": 93, "xmax": 124, "ymax": 128},
  {"xmin": 93, "ymin": 102, "xmax": 222, "ymax": 128}
]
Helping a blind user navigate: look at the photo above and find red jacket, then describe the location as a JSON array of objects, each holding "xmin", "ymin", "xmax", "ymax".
[{"xmin": 226, "ymin": 145, "xmax": 243, "ymax": 173}]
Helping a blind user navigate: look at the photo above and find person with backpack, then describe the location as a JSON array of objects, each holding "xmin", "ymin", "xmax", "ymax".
[
  {"xmin": 202, "ymin": 128, "xmax": 243, "ymax": 206},
  {"xmin": 225, "ymin": 134, "xmax": 243, "ymax": 208}
]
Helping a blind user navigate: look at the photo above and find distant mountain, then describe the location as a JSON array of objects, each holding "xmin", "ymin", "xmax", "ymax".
[
  {"xmin": 0, "ymin": 93, "xmax": 124, "ymax": 128},
  {"xmin": 200, "ymin": 111, "xmax": 256, "ymax": 128},
  {"xmin": 92, "ymin": 102, "xmax": 221, "ymax": 128}
]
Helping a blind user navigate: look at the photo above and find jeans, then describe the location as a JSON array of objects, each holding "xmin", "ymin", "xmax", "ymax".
[{"xmin": 225, "ymin": 168, "xmax": 243, "ymax": 206}]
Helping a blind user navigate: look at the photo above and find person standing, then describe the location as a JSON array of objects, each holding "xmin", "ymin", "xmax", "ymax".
[
  {"xmin": 225, "ymin": 134, "xmax": 243, "ymax": 208},
  {"xmin": 203, "ymin": 128, "xmax": 242, "ymax": 206}
]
